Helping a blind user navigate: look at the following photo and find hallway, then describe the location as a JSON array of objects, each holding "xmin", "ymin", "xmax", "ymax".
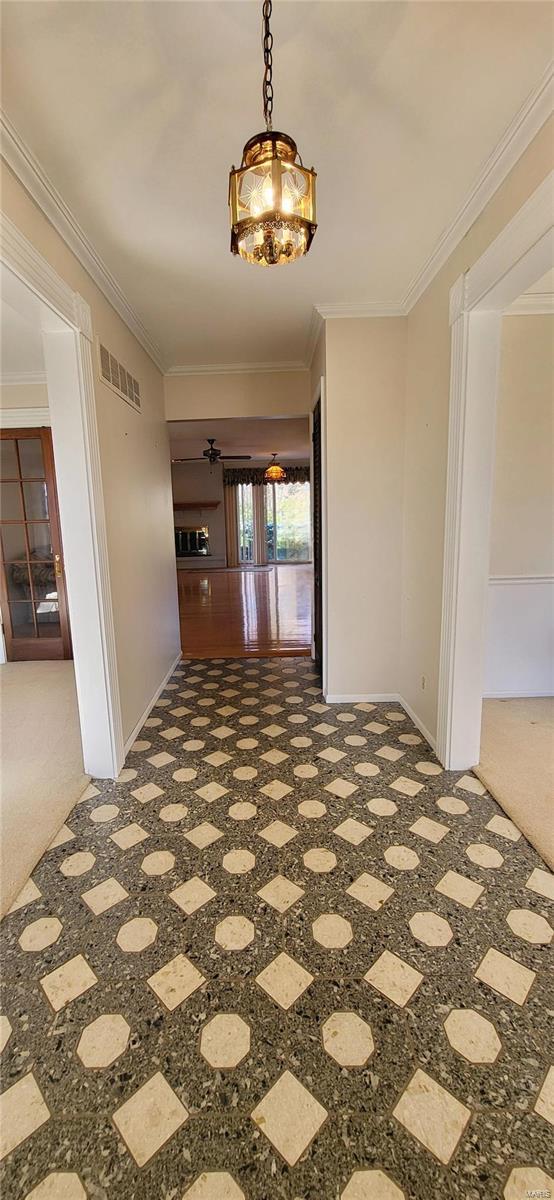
[
  {"xmin": 1, "ymin": 657, "xmax": 552, "ymax": 1199},
  {"xmin": 178, "ymin": 565, "xmax": 312, "ymax": 658}
]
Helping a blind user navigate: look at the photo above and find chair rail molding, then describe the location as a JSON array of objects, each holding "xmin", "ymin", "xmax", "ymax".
[{"xmin": 437, "ymin": 172, "xmax": 554, "ymax": 771}]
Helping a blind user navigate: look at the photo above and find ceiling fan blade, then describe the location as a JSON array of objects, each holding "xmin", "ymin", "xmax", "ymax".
[
  {"xmin": 171, "ymin": 457, "xmax": 206, "ymax": 462},
  {"xmin": 220, "ymin": 455, "xmax": 253, "ymax": 460}
]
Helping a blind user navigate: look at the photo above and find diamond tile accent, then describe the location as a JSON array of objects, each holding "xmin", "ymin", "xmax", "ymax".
[
  {"xmin": 110, "ymin": 823, "xmax": 149, "ymax": 850},
  {"xmin": 195, "ymin": 782, "xmax": 229, "ymax": 803},
  {"xmin": 170, "ymin": 877, "xmax": 216, "ymax": 915},
  {"xmin": 0, "ymin": 1072, "xmax": 50, "ymax": 1162},
  {"xmin": 474, "ymin": 947, "xmax": 536, "ymax": 1005},
  {"xmin": 341, "ymin": 1170, "xmax": 405, "ymax": 1200},
  {"xmin": 347, "ymin": 873, "xmax": 394, "ymax": 912},
  {"xmin": 81, "ymin": 877, "xmax": 128, "ymax": 915},
  {"xmin": 256, "ymin": 952, "xmax": 313, "ymax": 1009},
  {"xmin": 410, "ymin": 816, "xmax": 449, "ymax": 844},
  {"xmin": 257, "ymin": 875, "xmax": 305, "ymax": 913},
  {"xmin": 260, "ymin": 779, "xmax": 293, "ymax": 801},
  {"xmin": 435, "ymin": 870, "xmax": 484, "ymax": 909},
  {"xmin": 112, "ymin": 1072, "xmax": 188, "ymax": 1166},
  {"xmin": 185, "ymin": 822, "xmax": 224, "ymax": 849},
  {"xmin": 147, "ymin": 954, "xmax": 205, "ymax": 1010},
  {"xmin": 393, "ymin": 1068, "xmax": 471, "ymax": 1164},
  {"xmin": 334, "ymin": 818, "xmax": 372, "ymax": 845},
  {"xmin": 534, "ymin": 1065, "xmax": 554, "ymax": 1127},
  {"xmin": 259, "ymin": 820, "xmax": 297, "ymax": 847},
  {"xmin": 251, "ymin": 1070, "xmax": 327, "ymax": 1165},
  {"xmin": 324, "ymin": 777, "xmax": 358, "ymax": 799},
  {"xmin": 365, "ymin": 950, "xmax": 423, "ymax": 1007}
]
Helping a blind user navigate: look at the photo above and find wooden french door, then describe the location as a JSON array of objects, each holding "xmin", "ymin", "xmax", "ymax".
[
  {"xmin": 312, "ymin": 399, "xmax": 323, "ymax": 673},
  {"xmin": 0, "ymin": 429, "xmax": 72, "ymax": 661}
]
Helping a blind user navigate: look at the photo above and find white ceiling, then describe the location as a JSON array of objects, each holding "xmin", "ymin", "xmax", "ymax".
[
  {"xmin": 169, "ymin": 417, "xmax": 310, "ymax": 462},
  {"xmin": 523, "ymin": 268, "xmax": 554, "ymax": 295},
  {"xmin": 1, "ymin": 2, "xmax": 551, "ymax": 369},
  {"xmin": 0, "ymin": 298, "xmax": 45, "ymax": 378}
]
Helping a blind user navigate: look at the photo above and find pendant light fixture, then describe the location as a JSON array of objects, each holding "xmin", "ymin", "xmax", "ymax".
[
  {"xmin": 228, "ymin": 0, "xmax": 317, "ymax": 266},
  {"xmin": 264, "ymin": 453, "xmax": 286, "ymax": 482}
]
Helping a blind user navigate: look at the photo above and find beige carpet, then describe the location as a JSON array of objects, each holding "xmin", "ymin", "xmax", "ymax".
[
  {"xmin": 0, "ymin": 660, "xmax": 89, "ymax": 915},
  {"xmin": 475, "ymin": 697, "xmax": 554, "ymax": 870}
]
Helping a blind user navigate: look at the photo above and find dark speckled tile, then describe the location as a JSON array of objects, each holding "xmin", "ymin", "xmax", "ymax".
[{"xmin": 1, "ymin": 657, "xmax": 553, "ymax": 1200}]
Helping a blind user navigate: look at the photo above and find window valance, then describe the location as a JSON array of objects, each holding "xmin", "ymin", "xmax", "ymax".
[{"xmin": 223, "ymin": 465, "xmax": 310, "ymax": 487}]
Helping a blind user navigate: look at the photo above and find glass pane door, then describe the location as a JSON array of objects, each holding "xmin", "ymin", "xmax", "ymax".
[
  {"xmin": 265, "ymin": 481, "xmax": 311, "ymax": 562},
  {"xmin": 237, "ymin": 483, "xmax": 254, "ymax": 563},
  {"xmin": 0, "ymin": 430, "xmax": 70, "ymax": 660}
]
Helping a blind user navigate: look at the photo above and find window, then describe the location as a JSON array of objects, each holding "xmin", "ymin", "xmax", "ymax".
[
  {"xmin": 265, "ymin": 481, "xmax": 311, "ymax": 562},
  {"xmin": 237, "ymin": 482, "xmax": 254, "ymax": 562}
]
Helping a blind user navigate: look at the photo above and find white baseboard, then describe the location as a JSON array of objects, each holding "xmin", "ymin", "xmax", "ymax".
[
  {"xmin": 483, "ymin": 690, "xmax": 553, "ymax": 699},
  {"xmin": 123, "ymin": 652, "xmax": 182, "ymax": 756},
  {"xmin": 324, "ymin": 692, "xmax": 401, "ymax": 704},
  {"xmin": 399, "ymin": 696, "xmax": 437, "ymax": 751}
]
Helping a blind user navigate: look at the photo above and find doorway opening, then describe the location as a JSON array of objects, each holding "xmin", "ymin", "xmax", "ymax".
[{"xmin": 168, "ymin": 415, "xmax": 314, "ymax": 658}]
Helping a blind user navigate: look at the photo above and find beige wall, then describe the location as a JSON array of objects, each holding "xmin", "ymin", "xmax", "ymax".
[
  {"xmin": 400, "ymin": 118, "xmax": 553, "ymax": 740},
  {"xmin": 310, "ymin": 324, "xmax": 326, "ymax": 400},
  {"xmin": 0, "ymin": 382, "xmax": 48, "ymax": 409},
  {"xmin": 490, "ymin": 314, "xmax": 554, "ymax": 577},
  {"xmin": 1, "ymin": 161, "xmax": 180, "ymax": 744},
  {"xmin": 324, "ymin": 317, "xmax": 406, "ymax": 697},
  {"xmin": 164, "ymin": 369, "xmax": 310, "ymax": 421}
]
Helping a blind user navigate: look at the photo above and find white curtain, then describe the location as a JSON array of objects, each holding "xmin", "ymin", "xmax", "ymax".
[
  {"xmin": 253, "ymin": 485, "xmax": 268, "ymax": 566},
  {"xmin": 224, "ymin": 484, "xmax": 239, "ymax": 567}
]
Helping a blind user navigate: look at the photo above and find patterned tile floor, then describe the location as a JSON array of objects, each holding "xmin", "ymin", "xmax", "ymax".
[{"xmin": 1, "ymin": 657, "xmax": 553, "ymax": 1200}]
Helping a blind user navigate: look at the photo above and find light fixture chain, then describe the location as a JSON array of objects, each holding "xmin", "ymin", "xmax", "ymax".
[{"xmin": 262, "ymin": 0, "xmax": 273, "ymax": 131}]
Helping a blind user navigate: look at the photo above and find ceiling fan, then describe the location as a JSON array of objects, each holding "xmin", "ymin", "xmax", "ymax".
[{"xmin": 172, "ymin": 438, "xmax": 252, "ymax": 465}]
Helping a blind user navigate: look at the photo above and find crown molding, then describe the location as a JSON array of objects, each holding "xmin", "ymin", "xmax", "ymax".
[
  {"xmin": 166, "ymin": 360, "xmax": 307, "ymax": 377},
  {"xmin": 401, "ymin": 61, "xmax": 554, "ymax": 313},
  {"xmin": 314, "ymin": 302, "xmax": 405, "ymax": 320},
  {"xmin": 0, "ymin": 370, "xmax": 47, "ymax": 385},
  {"xmin": 0, "ymin": 405, "xmax": 50, "ymax": 428},
  {"xmin": 506, "ymin": 292, "xmax": 554, "ymax": 316},
  {"xmin": 1, "ymin": 111, "xmax": 164, "ymax": 372}
]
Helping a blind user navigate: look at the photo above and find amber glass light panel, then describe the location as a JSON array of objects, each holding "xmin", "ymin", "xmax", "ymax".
[{"xmin": 229, "ymin": 133, "xmax": 317, "ymax": 266}]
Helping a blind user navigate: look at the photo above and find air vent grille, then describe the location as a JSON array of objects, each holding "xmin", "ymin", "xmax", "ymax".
[{"xmin": 98, "ymin": 341, "xmax": 141, "ymax": 412}]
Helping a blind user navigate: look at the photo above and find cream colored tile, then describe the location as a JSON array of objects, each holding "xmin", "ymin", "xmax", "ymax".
[
  {"xmin": 140, "ymin": 850, "xmax": 175, "ymax": 876},
  {"xmin": 81, "ymin": 877, "xmax": 128, "ymax": 915},
  {"xmin": 76, "ymin": 1013, "xmax": 130, "ymax": 1068},
  {"xmin": 437, "ymin": 796, "xmax": 469, "ymax": 816},
  {"xmin": 341, "ymin": 1169, "xmax": 405, "ymax": 1200},
  {"xmin": 354, "ymin": 761, "xmax": 380, "ymax": 778},
  {"xmin": 7, "ymin": 877, "xmax": 41, "ymax": 913},
  {"xmin": 159, "ymin": 803, "xmax": 188, "ymax": 823},
  {"xmin": 204, "ymin": 751, "xmax": 232, "ymax": 767},
  {"xmin": 260, "ymin": 779, "xmax": 293, "ymax": 801},
  {"xmin": 435, "ymin": 870, "xmax": 484, "ymax": 909},
  {"xmin": 173, "ymin": 767, "xmax": 198, "ymax": 782},
  {"xmin": 110, "ymin": 822, "xmax": 149, "ymax": 849},
  {"xmin": 0, "ymin": 1015, "xmax": 12, "ymax": 1053},
  {"xmin": 233, "ymin": 766, "xmax": 258, "ymax": 781},
  {"xmin": 222, "ymin": 849, "xmax": 256, "ymax": 875},
  {"xmin": 344, "ymin": 734, "xmax": 367, "ymax": 746},
  {"xmin": 444, "ymin": 1009, "xmax": 501, "ymax": 1063},
  {"xmin": 0, "ymin": 1072, "xmax": 50, "ymax": 1162},
  {"xmin": 409, "ymin": 816, "xmax": 449, "ymax": 844},
  {"xmin": 486, "ymin": 814, "xmax": 521, "ymax": 842},
  {"xmin": 456, "ymin": 774, "xmax": 485, "ymax": 796},
  {"xmin": 147, "ymin": 953, "xmax": 205, "ymax": 1011},
  {"xmin": 116, "ymin": 917, "xmax": 158, "ymax": 953},
  {"xmin": 229, "ymin": 801, "xmax": 257, "ymax": 821},
  {"xmin": 260, "ymin": 749, "xmax": 289, "ymax": 765},
  {"xmin": 384, "ymin": 845, "xmax": 420, "ymax": 871},
  {"xmin": 251, "ymin": 1070, "xmax": 326, "ymax": 1166},
  {"xmin": 393, "ymin": 1068, "xmax": 470, "ymax": 1164},
  {"xmin": 415, "ymin": 760, "xmax": 442, "ymax": 776},
  {"xmin": 312, "ymin": 722, "xmax": 336, "ymax": 736},
  {"xmin": 200, "ymin": 1014, "xmax": 250, "ymax": 1069},
  {"xmin": 215, "ymin": 915, "xmax": 255, "ymax": 950},
  {"xmin": 389, "ymin": 776, "xmax": 424, "ymax": 797},
  {"xmin": 159, "ymin": 726, "xmax": 184, "ymax": 741},
  {"xmin": 312, "ymin": 914, "xmax": 353, "ymax": 948},
  {"xmin": 347, "ymin": 873, "xmax": 394, "ymax": 912},
  {"xmin": 534, "ymin": 1065, "xmax": 554, "ymax": 1127},
  {"xmin": 409, "ymin": 911, "xmax": 453, "ymax": 947},
  {"xmin": 465, "ymin": 843, "xmax": 504, "ymax": 869},
  {"xmin": 131, "ymin": 782, "xmax": 164, "ymax": 805},
  {"xmin": 260, "ymin": 724, "xmax": 286, "ymax": 738},
  {"xmin": 317, "ymin": 747, "xmax": 346, "ymax": 763},
  {"xmin": 112, "ymin": 1071, "xmax": 188, "ymax": 1166},
  {"xmin": 298, "ymin": 799, "xmax": 326, "ymax": 818},
  {"xmin": 195, "ymin": 782, "xmax": 229, "ymax": 803},
  {"xmin": 364, "ymin": 722, "xmax": 388, "ymax": 735},
  {"xmin": 256, "ymin": 952, "xmax": 313, "ymax": 1009},
  {"xmin": 303, "ymin": 847, "xmax": 337, "ymax": 873},
  {"xmin": 367, "ymin": 797, "xmax": 398, "ymax": 816},
  {"xmin": 18, "ymin": 917, "xmax": 62, "ymax": 952},
  {"xmin": 365, "ymin": 950, "xmax": 423, "ymax": 1007},
  {"xmin": 293, "ymin": 763, "xmax": 319, "ymax": 779},
  {"xmin": 183, "ymin": 1172, "xmax": 245, "ymax": 1199},
  {"xmin": 60, "ymin": 851, "xmax": 95, "ymax": 878},
  {"xmin": 324, "ymin": 777, "xmax": 359, "ymax": 799},
  {"xmin": 334, "ymin": 818, "xmax": 372, "ymax": 846},
  {"xmin": 147, "ymin": 752, "xmax": 175, "ymax": 768},
  {"xmin": 40, "ymin": 955, "xmax": 97, "ymax": 1012},
  {"xmin": 506, "ymin": 908, "xmax": 552, "ymax": 945},
  {"xmin": 474, "ymin": 947, "xmax": 535, "ymax": 1005},
  {"xmin": 504, "ymin": 1167, "xmax": 554, "ymax": 1200},
  {"xmin": 259, "ymin": 820, "xmax": 297, "ymax": 848},
  {"xmin": 48, "ymin": 824, "xmax": 75, "ymax": 849},
  {"xmin": 185, "ymin": 823, "xmax": 223, "ymax": 849},
  {"xmin": 322, "ymin": 1012, "xmax": 374, "ymax": 1067},
  {"xmin": 375, "ymin": 746, "xmax": 404, "ymax": 762},
  {"xmin": 170, "ymin": 877, "xmax": 216, "ymax": 915},
  {"xmin": 257, "ymin": 875, "xmax": 305, "ymax": 913},
  {"xmin": 526, "ymin": 867, "xmax": 554, "ymax": 901},
  {"xmin": 24, "ymin": 1172, "xmax": 87, "ymax": 1198}
]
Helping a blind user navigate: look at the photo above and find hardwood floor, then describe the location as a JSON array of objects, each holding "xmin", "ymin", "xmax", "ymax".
[{"xmin": 178, "ymin": 564, "xmax": 313, "ymax": 658}]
